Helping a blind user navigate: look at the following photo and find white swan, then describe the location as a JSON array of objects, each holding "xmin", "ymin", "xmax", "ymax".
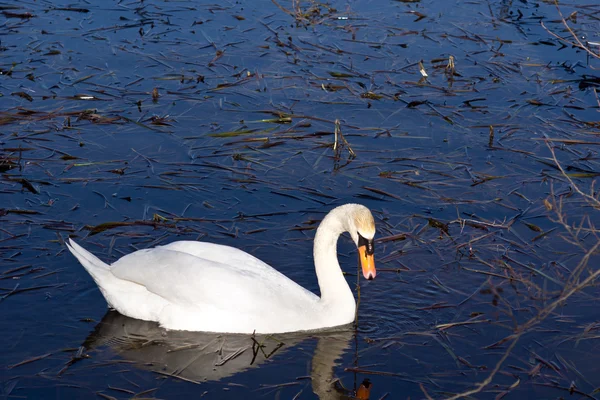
[{"xmin": 67, "ymin": 203, "xmax": 376, "ymax": 334}]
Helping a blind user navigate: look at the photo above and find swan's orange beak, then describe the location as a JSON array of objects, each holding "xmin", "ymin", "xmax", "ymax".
[
  {"xmin": 358, "ymin": 243, "xmax": 376, "ymax": 280},
  {"xmin": 356, "ymin": 379, "xmax": 372, "ymax": 400}
]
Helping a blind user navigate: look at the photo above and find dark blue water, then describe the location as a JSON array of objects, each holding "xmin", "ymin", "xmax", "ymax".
[{"xmin": 2, "ymin": 0, "xmax": 600, "ymax": 398}]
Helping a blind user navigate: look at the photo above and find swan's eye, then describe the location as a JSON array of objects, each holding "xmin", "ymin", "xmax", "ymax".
[{"xmin": 358, "ymin": 234, "xmax": 375, "ymax": 256}]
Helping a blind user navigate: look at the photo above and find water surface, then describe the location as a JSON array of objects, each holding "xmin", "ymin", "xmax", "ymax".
[{"xmin": 2, "ymin": 0, "xmax": 600, "ymax": 398}]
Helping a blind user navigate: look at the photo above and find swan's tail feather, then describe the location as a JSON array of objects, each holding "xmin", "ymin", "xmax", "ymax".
[{"xmin": 66, "ymin": 238, "xmax": 112, "ymax": 287}]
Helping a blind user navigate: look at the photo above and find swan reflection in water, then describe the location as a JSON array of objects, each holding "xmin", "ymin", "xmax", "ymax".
[{"xmin": 82, "ymin": 311, "xmax": 372, "ymax": 399}]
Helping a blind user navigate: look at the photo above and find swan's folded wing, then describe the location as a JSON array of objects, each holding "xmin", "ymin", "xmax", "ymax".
[
  {"xmin": 109, "ymin": 248, "xmax": 317, "ymax": 315},
  {"xmin": 157, "ymin": 241, "xmax": 277, "ymax": 275}
]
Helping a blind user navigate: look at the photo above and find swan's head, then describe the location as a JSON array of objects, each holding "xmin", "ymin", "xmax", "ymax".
[{"xmin": 347, "ymin": 205, "xmax": 376, "ymax": 281}]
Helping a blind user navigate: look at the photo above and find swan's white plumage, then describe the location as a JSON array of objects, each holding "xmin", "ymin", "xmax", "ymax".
[{"xmin": 67, "ymin": 204, "xmax": 376, "ymax": 334}]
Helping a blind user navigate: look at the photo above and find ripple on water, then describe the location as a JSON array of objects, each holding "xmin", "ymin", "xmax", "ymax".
[
  {"xmin": 358, "ymin": 270, "xmax": 467, "ymax": 339},
  {"xmin": 357, "ymin": 313, "xmax": 420, "ymax": 339}
]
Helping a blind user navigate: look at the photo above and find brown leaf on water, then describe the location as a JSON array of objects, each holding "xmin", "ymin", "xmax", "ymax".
[
  {"xmin": 260, "ymin": 140, "xmax": 285, "ymax": 149},
  {"xmin": 526, "ymin": 99, "xmax": 546, "ymax": 106},
  {"xmin": 428, "ymin": 218, "xmax": 449, "ymax": 234},
  {"xmin": 378, "ymin": 233, "xmax": 407, "ymax": 242},
  {"xmin": 0, "ymin": 155, "xmax": 18, "ymax": 172},
  {"xmin": 361, "ymin": 91, "xmax": 384, "ymax": 100},
  {"xmin": 328, "ymin": 72, "xmax": 357, "ymax": 78},
  {"xmin": 523, "ymin": 222, "xmax": 542, "ymax": 232},
  {"xmin": 2, "ymin": 11, "xmax": 34, "ymax": 18},
  {"xmin": 7, "ymin": 353, "xmax": 52, "ymax": 369},
  {"xmin": 528, "ymin": 363, "xmax": 542, "ymax": 377},
  {"xmin": 0, "ymin": 115, "xmax": 18, "ymax": 125},
  {"xmin": 109, "ymin": 168, "xmax": 126, "ymax": 175},
  {"xmin": 85, "ymin": 220, "xmax": 177, "ymax": 235},
  {"xmin": 3, "ymin": 176, "xmax": 39, "ymax": 194},
  {"xmin": 19, "ymin": 179, "xmax": 38, "ymax": 194},
  {"xmin": 54, "ymin": 7, "xmax": 89, "ymax": 12},
  {"xmin": 532, "ymin": 227, "xmax": 557, "ymax": 242},
  {"xmin": 148, "ymin": 115, "xmax": 175, "ymax": 126},
  {"xmin": 362, "ymin": 186, "xmax": 403, "ymax": 200},
  {"xmin": 11, "ymin": 92, "xmax": 33, "ymax": 102},
  {"xmin": 77, "ymin": 111, "xmax": 123, "ymax": 124},
  {"xmin": 407, "ymin": 100, "xmax": 427, "ymax": 108},
  {"xmin": 0, "ymin": 208, "xmax": 41, "ymax": 216},
  {"xmin": 152, "ymin": 213, "xmax": 168, "ymax": 222}
]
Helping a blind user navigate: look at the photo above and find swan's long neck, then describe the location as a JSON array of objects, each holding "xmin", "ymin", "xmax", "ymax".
[{"xmin": 313, "ymin": 206, "xmax": 355, "ymax": 311}]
